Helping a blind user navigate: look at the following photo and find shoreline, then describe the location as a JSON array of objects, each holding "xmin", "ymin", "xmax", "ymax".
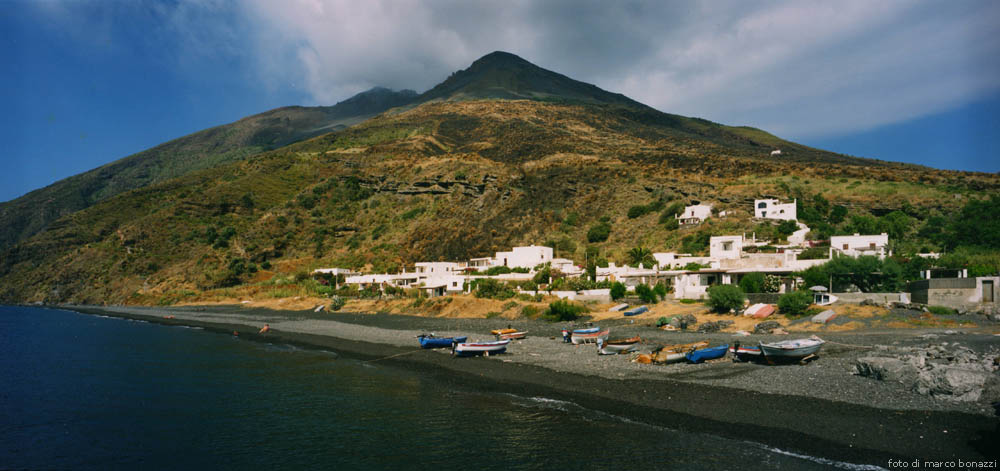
[{"xmin": 58, "ymin": 304, "xmax": 999, "ymax": 465}]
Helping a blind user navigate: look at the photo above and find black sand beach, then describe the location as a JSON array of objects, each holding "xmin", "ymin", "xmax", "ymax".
[{"xmin": 66, "ymin": 304, "xmax": 1000, "ymax": 466}]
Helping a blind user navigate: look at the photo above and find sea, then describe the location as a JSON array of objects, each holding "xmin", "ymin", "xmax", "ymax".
[{"xmin": 0, "ymin": 305, "xmax": 885, "ymax": 470}]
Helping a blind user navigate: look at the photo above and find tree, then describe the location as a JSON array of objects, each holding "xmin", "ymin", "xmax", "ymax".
[
  {"xmin": 945, "ymin": 194, "xmax": 1000, "ymax": 250},
  {"xmin": 706, "ymin": 285, "xmax": 745, "ymax": 313},
  {"xmin": 778, "ymin": 290, "xmax": 812, "ymax": 316},
  {"xmin": 610, "ymin": 282, "xmax": 626, "ymax": 300},
  {"xmin": 829, "ymin": 205, "xmax": 847, "ymax": 224},
  {"xmin": 532, "ymin": 266, "xmax": 551, "ymax": 285},
  {"xmin": 777, "ymin": 220, "xmax": 798, "ymax": 237},
  {"xmin": 738, "ymin": 272, "xmax": 766, "ymax": 293},
  {"xmin": 587, "ymin": 222, "xmax": 612, "ymax": 243},
  {"xmin": 653, "ymin": 282, "xmax": 668, "ymax": 300},
  {"xmin": 627, "ymin": 246, "xmax": 656, "ymax": 268},
  {"xmin": 545, "ymin": 300, "xmax": 587, "ymax": 322}
]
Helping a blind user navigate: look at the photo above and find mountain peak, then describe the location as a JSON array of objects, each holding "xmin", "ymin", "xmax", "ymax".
[{"xmin": 417, "ymin": 51, "xmax": 645, "ymax": 107}]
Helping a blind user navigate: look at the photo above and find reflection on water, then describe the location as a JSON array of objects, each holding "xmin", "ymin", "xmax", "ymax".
[{"xmin": 0, "ymin": 306, "xmax": 879, "ymax": 470}]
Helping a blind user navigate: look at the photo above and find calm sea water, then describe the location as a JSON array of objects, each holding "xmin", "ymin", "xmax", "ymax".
[{"xmin": 0, "ymin": 306, "xmax": 881, "ymax": 470}]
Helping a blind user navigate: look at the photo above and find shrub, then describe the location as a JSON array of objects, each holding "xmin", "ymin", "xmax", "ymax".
[
  {"xmin": 706, "ymin": 285, "xmax": 745, "ymax": 313},
  {"xmin": 520, "ymin": 305, "xmax": 541, "ymax": 318},
  {"xmin": 927, "ymin": 305, "xmax": 956, "ymax": 316},
  {"xmin": 329, "ymin": 296, "xmax": 345, "ymax": 311},
  {"xmin": 635, "ymin": 284, "xmax": 658, "ymax": 304},
  {"xmin": 587, "ymin": 222, "xmax": 612, "ymax": 243},
  {"xmin": 777, "ymin": 220, "xmax": 799, "ymax": 237},
  {"xmin": 533, "ymin": 266, "xmax": 551, "ymax": 285},
  {"xmin": 738, "ymin": 272, "xmax": 766, "ymax": 293},
  {"xmin": 656, "ymin": 316, "xmax": 669, "ymax": 327},
  {"xmin": 484, "ymin": 266, "xmax": 512, "ymax": 276},
  {"xmin": 545, "ymin": 300, "xmax": 587, "ymax": 322},
  {"xmin": 797, "ymin": 246, "xmax": 829, "ymax": 260},
  {"xmin": 653, "ymin": 282, "xmax": 668, "ymax": 300},
  {"xmin": 762, "ymin": 275, "xmax": 782, "ymax": 293},
  {"xmin": 778, "ymin": 291, "xmax": 813, "ymax": 316},
  {"xmin": 473, "ymin": 278, "xmax": 515, "ymax": 300},
  {"xmin": 610, "ymin": 282, "xmax": 626, "ymax": 300}
]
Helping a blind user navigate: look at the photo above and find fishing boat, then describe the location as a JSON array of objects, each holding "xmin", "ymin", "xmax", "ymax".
[
  {"xmin": 758, "ymin": 336, "xmax": 825, "ymax": 361},
  {"xmin": 685, "ymin": 344, "xmax": 729, "ymax": 363},
  {"xmin": 571, "ymin": 329, "xmax": 610, "ymax": 345},
  {"xmin": 597, "ymin": 336, "xmax": 641, "ymax": 355},
  {"xmin": 729, "ymin": 343, "xmax": 763, "ymax": 362},
  {"xmin": 572, "ymin": 326, "xmax": 600, "ymax": 334},
  {"xmin": 453, "ymin": 339, "xmax": 511, "ymax": 357},
  {"xmin": 743, "ymin": 303, "xmax": 775, "ymax": 319},
  {"xmin": 650, "ymin": 340, "xmax": 709, "ymax": 364},
  {"xmin": 417, "ymin": 334, "xmax": 467, "ymax": 349},
  {"xmin": 623, "ymin": 305, "xmax": 649, "ymax": 316},
  {"xmin": 495, "ymin": 330, "xmax": 528, "ymax": 340}
]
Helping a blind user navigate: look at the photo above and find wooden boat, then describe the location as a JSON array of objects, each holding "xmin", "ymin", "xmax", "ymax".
[
  {"xmin": 572, "ymin": 326, "xmax": 600, "ymax": 334},
  {"xmin": 495, "ymin": 330, "xmax": 528, "ymax": 340},
  {"xmin": 453, "ymin": 339, "xmax": 511, "ymax": 357},
  {"xmin": 571, "ymin": 329, "xmax": 610, "ymax": 345},
  {"xmin": 759, "ymin": 336, "xmax": 825, "ymax": 361},
  {"xmin": 729, "ymin": 343, "xmax": 763, "ymax": 362},
  {"xmin": 650, "ymin": 340, "xmax": 709, "ymax": 364},
  {"xmin": 623, "ymin": 305, "xmax": 649, "ymax": 316},
  {"xmin": 685, "ymin": 344, "xmax": 729, "ymax": 363},
  {"xmin": 490, "ymin": 328, "xmax": 518, "ymax": 335},
  {"xmin": 417, "ymin": 334, "xmax": 467, "ymax": 349},
  {"xmin": 597, "ymin": 336, "xmax": 641, "ymax": 355}
]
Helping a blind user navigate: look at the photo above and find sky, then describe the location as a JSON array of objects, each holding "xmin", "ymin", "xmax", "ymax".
[{"xmin": 2, "ymin": 0, "xmax": 998, "ymax": 203}]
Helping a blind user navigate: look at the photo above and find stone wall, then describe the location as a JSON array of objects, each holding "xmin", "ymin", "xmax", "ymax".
[{"xmin": 833, "ymin": 292, "xmax": 904, "ymax": 304}]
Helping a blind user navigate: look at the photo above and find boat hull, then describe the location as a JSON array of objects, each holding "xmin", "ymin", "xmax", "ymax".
[
  {"xmin": 418, "ymin": 335, "xmax": 467, "ymax": 349},
  {"xmin": 571, "ymin": 330, "xmax": 610, "ymax": 344},
  {"xmin": 758, "ymin": 337, "xmax": 825, "ymax": 360},
  {"xmin": 495, "ymin": 331, "xmax": 527, "ymax": 340},
  {"xmin": 729, "ymin": 345, "xmax": 763, "ymax": 362},
  {"xmin": 453, "ymin": 340, "xmax": 511, "ymax": 357},
  {"xmin": 686, "ymin": 345, "xmax": 729, "ymax": 363}
]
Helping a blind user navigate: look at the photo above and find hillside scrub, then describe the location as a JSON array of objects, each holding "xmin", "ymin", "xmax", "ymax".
[
  {"xmin": 545, "ymin": 299, "xmax": 587, "ymax": 322},
  {"xmin": 587, "ymin": 221, "xmax": 612, "ymax": 243}
]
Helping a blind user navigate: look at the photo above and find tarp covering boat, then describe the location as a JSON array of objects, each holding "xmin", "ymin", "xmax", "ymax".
[{"xmin": 623, "ymin": 306, "xmax": 649, "ymax": 316}]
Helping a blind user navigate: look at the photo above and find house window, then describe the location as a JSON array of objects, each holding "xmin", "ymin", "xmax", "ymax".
[
  {"xmin": 722, "ymin": 242, "xmax": 732, "ymax": 251},
  {"xmin": 843, "ymin": 244, "xmax": 849, "ymax": 250},
  {"xmin": 761, "ymin": 211, "xmax": 767, "ymax": 217},
  {"xmin": 869, "ymin": 243, "xmax": 876, "ymax": 249},
  {"xmin": 758, "ymin": 202, "xmax": 767, "ymax": 209},
  {"xmin": 779, "ymin": 209, "xmax": 785, "ymax": 214}
]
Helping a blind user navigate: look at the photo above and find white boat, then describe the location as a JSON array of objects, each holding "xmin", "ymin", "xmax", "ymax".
[
  {"xmin": 597, "ymin": 336, "xmax": 641, "ymax": 355},
  {"xmin": 758, "ymin": 336, "xmax": 825, "ymax": 360},
  {"xmin": 453, "ymin": 339, "xmax": 511, "ymax": 357},
  {"xmin": 571, "ymin": 329, "xmax": 609, "ymax": 345}
]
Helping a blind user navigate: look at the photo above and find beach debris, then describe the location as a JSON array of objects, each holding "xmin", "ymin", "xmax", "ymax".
[
  {"xmin": 771, "ymin": 328, "xmax": 789, "ymax": 335},
  {"xmin": 633, "ymin": 354, "xmax": 653, "ymax": 364},
  {"xmin": 610, "ymin": 303, "xmax": 629, "ymax": 312},
  {"xmin": 314, "ymin": 304, "xmax": 326, "ymax": 312},
  {"xmin": 697, "ymin": 320, "xmax": 733, "ymax": 333},
  {"xmin": 733, "ymin": 330, "xmax": 751, "ymax": 337},
  {"xmin": 753, "ymin": 320, "xmax": 781, "ymax": 334},
  {"xmin": 811, "ymin": 309, "xmax": 837, "ymax": 324}
]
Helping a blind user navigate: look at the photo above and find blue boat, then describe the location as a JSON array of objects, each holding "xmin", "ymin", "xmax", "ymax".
[
  {"xmin": 417, "ymin": 334, "xmax": 468, "ymax": 349},
  {"xmin": 624, "ymin": 306, "xmax": 649, "ymax": 316},
  {"xmin": 572, "ymin": 326, "xmax": 600, "ymax": 334},
  {"xmin": 685, "ymin": 344, "xmax": 729, "ymax": 363}
]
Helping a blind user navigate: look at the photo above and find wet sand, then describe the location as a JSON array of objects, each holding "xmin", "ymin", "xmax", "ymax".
[{"xmin": 65, "ymin": 304, "xmax": 999, "ymax": 466}]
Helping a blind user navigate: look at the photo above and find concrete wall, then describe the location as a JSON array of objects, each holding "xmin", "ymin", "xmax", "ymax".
[
  {"xmin": 833, "ymin": 292, "xmax": 904, "ymax": 304},
  {"xmin": 907, "ymin": 277, "xmax": 999, "ymax": 310}
]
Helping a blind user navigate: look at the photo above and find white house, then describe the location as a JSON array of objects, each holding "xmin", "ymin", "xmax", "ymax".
[
  {"xmin": 677, "ymin": 204, "xmax": 713, "ymax": 225},
  {"xmin": 770, "ymin": 149, "xmax": 782, "ymax": 156},
  {"xmin": 830, "ymin": 233, "xmax": 890, "ymax": 259},
  {"xmin": 551, "ymin": 258, "xmax": 583, "ymax": 275},
  {"xmin": 414, "ymin": 262, "xmax": 462, "ymax": 276},
  {"xmin": 673, "ymin": 270, "xmax": 733, "ymax": 300},
  {"xmin": 755, "ymin": 199, "xmax": 797, "ymax": 220},
  {"xmin": 709, "ymin": 235, "xmax": 743, "ymax": 260},
  {"xmin": 491, "ymin": 245, "xmax": 553, "ymax": 269}
]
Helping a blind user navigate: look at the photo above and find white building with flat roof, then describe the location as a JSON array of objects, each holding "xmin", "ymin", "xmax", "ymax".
[
  {"xmin": 677, "ymin": 204, "xmax": 713, "ymax": 225},
  {"xmin": 830, "ymin": 233, "xmax": 890, "ymax": 259},
  {"xmin": 709, "ymin": 235, "xmax": 743, "ymax": 260},
  {"xmin": 491, "ymin": 245, "xmax": 553, "ymax": 269},
  {"xmin": 755, "ymin": 199, "xmax": 797, "ymax": 220}
]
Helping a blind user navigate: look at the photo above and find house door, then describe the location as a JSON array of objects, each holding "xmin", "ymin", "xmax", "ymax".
[{"xmin": 984, "ymin": 280, "xmax": 994, "ymax": 303}]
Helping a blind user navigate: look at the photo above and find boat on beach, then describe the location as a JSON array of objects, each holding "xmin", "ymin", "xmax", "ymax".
[
  {"xmin": 495, "ymin": 330, "xmax": 528, "ymax": 340},
  {"xmin": 685, "ymin": 344, "xmax": 729, "ymax": 363},
  {"xmin": 597, "ymin": 336, "xmax": 641, "ymax": 355},
  {"xmin": 417, "ymin": 334, "xmax": 468, "ymax": 349},
  {"xmin": 623, "ymin": 306, "xmax": 649, "ymax": 316},
  {"xmin": 650, "ymin": 340, "xmax": 709, "ymax": 363},
  {"xmin": 571, "ymin": 329, "xmax": 610, "ymax": 345},
  {"xmin": 453, "ymin": 339, "xmax": 511, "ymax": 357},
  {"xmin": 758, "ymin": 336, "xmax": 825, "ymax": 362},
  {"xmin": 562, "ymin": 325, "xmax": 599, "ymax": 342},
  {"xmin": 729, "ymin": 343, "xmax": 763, "ymax": 362}
]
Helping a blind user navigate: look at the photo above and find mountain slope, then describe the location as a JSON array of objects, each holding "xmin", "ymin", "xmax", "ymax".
[
  {"xmin": 417, "ymin": 51, "xmax": 645, "ymax": 107},
  {"xmin": 0, "ymin": 87, "xmax": 418, "ymax": 249}
]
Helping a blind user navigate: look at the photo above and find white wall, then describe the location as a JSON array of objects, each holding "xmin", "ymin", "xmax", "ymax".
[
  {"xmin": 494, "ymin": 245, "xmax": 552, "ymax": 269},
  {"xmin": 830, "ymin": 233, "xmax": 889, "ymax": 258},
  {"xmin": 755, "ymin": 199, "xmax": 797, "ymax": 220},
  {"xmin": 709, "ymin": 236, "xmax": 743, "ymax": 260},
  {"xmin": 678, "ymin": 204, "xmax": 712, "ymax": 222}
]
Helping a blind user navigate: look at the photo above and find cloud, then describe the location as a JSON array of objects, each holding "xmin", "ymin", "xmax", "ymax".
[{"xmin": 33, "ymin": 0, "xmax": 1000, "ymax": 139}]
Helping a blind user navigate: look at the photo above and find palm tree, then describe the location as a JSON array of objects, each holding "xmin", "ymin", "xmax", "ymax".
[{"xmin": 627, "ymin": 247, "xmax": 656, "ymax": 268}]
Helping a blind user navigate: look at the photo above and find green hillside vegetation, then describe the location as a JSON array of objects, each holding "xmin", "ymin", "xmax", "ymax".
[
  {"xmin": 0, "ymin": 87, "xmax": 418, "ymax": 250},
  {"xmin": 1, "ymin": 52, "xmax": 997, "ymax": 304}
]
